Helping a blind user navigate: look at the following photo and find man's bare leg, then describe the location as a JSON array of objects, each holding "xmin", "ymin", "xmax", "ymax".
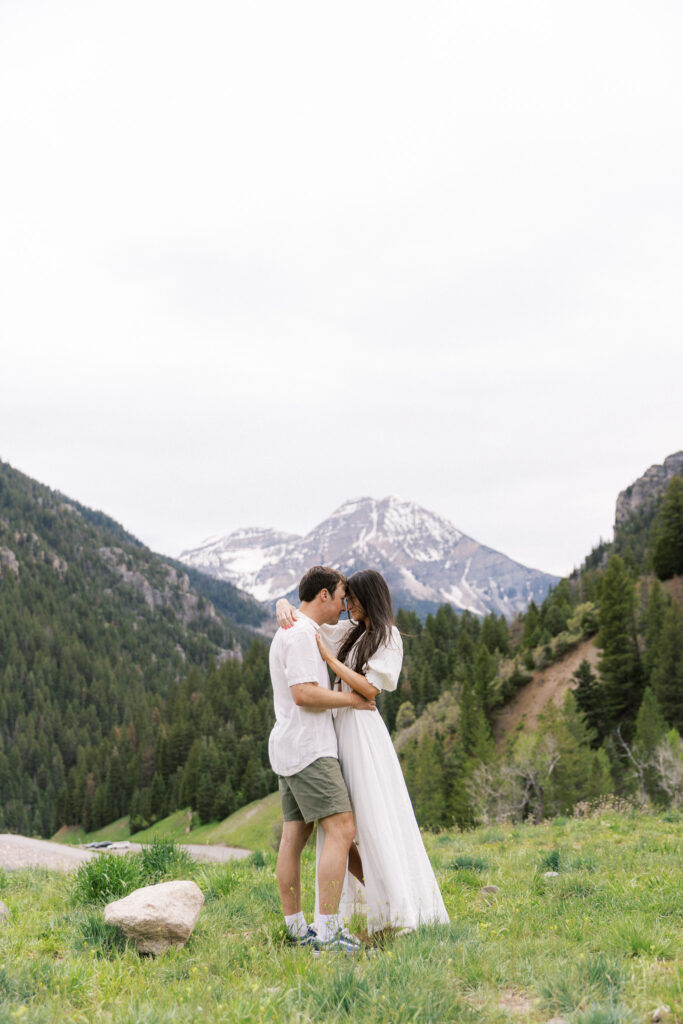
[
  {"xmin": 317, "ymin": 811, "xmax": 356, "ymax": 916},
  {"xmin": 276, "ymin": 820, "xmax": 313, "ymax": 915}
]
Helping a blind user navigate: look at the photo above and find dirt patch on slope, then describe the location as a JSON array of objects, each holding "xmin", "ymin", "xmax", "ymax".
[{"xmin": 493, "ymin": 638, "xmax": 599, "ymax": 743}]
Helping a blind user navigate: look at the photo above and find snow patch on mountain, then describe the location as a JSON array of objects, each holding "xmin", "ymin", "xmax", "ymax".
[{"xmin": 178, "ymin": 496, "xmax": 560, "ymax": 619}]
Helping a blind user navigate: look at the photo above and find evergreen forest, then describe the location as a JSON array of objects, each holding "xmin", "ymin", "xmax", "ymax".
[{"xmin": 0, "ymin": 460, "xmax": 681, "ymax": 838}]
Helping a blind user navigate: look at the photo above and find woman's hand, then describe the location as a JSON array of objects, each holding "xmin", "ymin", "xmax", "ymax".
[
  {"xmin": 276, "ymin": 598, "xmax": 298, "ymax": 629},
  {"xmin": 315, "ymin": 631, "xmax": 332, "ymax": 663}
]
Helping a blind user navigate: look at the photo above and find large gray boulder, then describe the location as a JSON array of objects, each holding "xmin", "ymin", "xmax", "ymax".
[{"xmin": 103, "ymin": 880, "xmax": 204, "ymax": 954}]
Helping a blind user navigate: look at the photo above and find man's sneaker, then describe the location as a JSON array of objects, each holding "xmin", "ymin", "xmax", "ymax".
[
  {"xmin": 313, "ymin": 927, "xmax": 365, "ymax": 955},
  {"xmin": 290, "ymin": 926, "xmax": 322, "ymax": 949}
]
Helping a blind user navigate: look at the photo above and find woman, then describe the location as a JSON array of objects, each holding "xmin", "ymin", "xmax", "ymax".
[{"xmin": 276, "ymin": 569, "xmax": 449, "ymax": 935}]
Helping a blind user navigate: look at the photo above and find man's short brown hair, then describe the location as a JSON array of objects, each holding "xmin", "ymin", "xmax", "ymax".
[{"xmin": 298, "ymin": 565, "xmax": 347, "ymax": 603}]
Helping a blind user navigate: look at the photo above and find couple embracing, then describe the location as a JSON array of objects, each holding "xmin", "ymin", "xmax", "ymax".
[{"xmin": 268, "ymin": 565, "xmax": 448, "ymax": 954}]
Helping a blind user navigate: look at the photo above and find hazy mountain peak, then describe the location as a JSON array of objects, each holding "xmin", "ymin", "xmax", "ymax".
[{"xmin": 179, "ymin": 497, "xmax": 559, "ymax": 618}]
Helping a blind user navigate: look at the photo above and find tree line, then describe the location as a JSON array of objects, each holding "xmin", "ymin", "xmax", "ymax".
[{"xmin": 1, "ymin": 463, "xmax": 681, "ymax": 837}]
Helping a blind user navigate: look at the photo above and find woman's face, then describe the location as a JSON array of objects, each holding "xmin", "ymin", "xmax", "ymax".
[{"xmin": 346, "ymin": 590, "xmax": 367, "ymax": 624}]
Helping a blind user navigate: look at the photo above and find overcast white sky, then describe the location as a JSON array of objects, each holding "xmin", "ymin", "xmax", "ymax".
[{"xmin": 1, "ymin": 0, "xmax": 681, "ymax": 578}]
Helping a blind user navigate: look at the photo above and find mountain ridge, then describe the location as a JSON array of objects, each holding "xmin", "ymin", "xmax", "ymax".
[{"xmin": 179, "ymin": 495, "xmax": 560, "ymax": 619}]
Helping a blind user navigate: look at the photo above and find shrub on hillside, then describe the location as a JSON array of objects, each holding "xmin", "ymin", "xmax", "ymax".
[
  {"xmin": 498, "ymin": 664, "xmax": 533, "ymax": 704},
  {"xmin": 567, "ymin": 601, "xmax": 599, "ymax": 637}
]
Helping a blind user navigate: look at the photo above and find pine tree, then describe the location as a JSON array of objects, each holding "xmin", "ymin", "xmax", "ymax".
[
  {"xmin": 545, "ymin": 696, "xmax": 594, "ymax": 814},
  {"xmin": 196, "ymin": 741, "xmax": 220, "ymax": 825},
  {"xmin": 180, "ymin": 739, "xmax": 203, "ymax": 810},
  {"xmin": 652, "ymin": 476, "xmax": 683, "ymax": 580},
  {"xmin": 633, "ymin": 688, "xmax": 668, "ymax": 759},
  {"xmin": 649, "ymin": 603, "xmax": 683, "ymax": 729},
  {"xmin": 643, "ymin": 579, "xmax": 668, "ymax": 680},
  {"xmin": 468, "ymin": 707, "xmax": 495, "ymax": 763},
  {"xmin": 91, "ymin": 784, "xmax": 108, "ymax": 831},
  {"xmin": 633, "ymin": 687, "xmax": 668, "ymax": 802},
  {"xmin": 587, "ymin": 747, "xmax": 614, "ymax": 800},
  {"xmin": 212, "ymin": 779, "xmax": 235, "ymax": 821},
  {"xmin": 481, "ymin": 614, "xmax": 509, "ymax": 655},
  {"xmin": 105, "ymin": 749, "xmax": 126, "ymax": 820},
  {"xmin": 458, "ymin": 674, "xmax": 495, "ymax": 760},
  {"xmin": 242, "ymin": 754, "xmax": 267, "ymax": 804},
  {"xmin": 454, "ymin": 629, "xmax": 475, "ymax": 685},
  {"xmin": 596, "ymin": 556, "xmax": 643, "ymax": 730},
  {"xmin": 522, "ymin": 602, "xmax": 540, "ymax": 648},
  {"xmin": 444, "ymin": 745, "xmax": 473, "ymax": 828},
  {"xmin": 129, "ymin": 788, "xmax": 148, "ymax": 834},
  {"xmin": 150, "ymin": 771, "xmax": 167, "ymax": 821},
  {"xmin": 473, "ymin": 639, "xmax": 497, "ymax": 723},
  {"xmin": 412, "ymin": 733, "xmax": 446, "ymax": 827},
  {"xmin": 572, "ymin": 660, "xmax": 603, "ymax": 741}
]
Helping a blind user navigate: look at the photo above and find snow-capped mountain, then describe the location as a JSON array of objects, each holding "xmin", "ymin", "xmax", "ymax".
[{"xmin": 178, "ymin": 497, "xmax": 560, "ymax": 619}]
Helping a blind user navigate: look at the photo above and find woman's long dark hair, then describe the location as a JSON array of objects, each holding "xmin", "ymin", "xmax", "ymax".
[{"xmin": 337, "ymin": 570, "xmax": 394, "ymax": 674}]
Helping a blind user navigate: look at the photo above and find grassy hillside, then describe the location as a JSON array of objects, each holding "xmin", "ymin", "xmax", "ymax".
[
  {"xmin": 2, "ymin": 809, "xmax": 681, "ymax": 1023},
  {"xmin": 53, "ymin": 792, "xmax": 282, "ymax": 851}
]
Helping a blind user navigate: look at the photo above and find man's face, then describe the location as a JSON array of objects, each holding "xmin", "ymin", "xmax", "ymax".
[{"xmin": 323, "ymin": 582, "xmax": 347, "ymax": 625}]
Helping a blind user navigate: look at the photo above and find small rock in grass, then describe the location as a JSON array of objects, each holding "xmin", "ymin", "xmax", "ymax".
[
  {"xmin": 544, "ymin": 871, "xmax": 559, "ymax": 877},
  {"xmin": 546, "ymin": 1018, "xmax": 569, "ymax": 1024},
  {"xmin": 104, "ymin": 880, "xmax": 204, "ymax": 955},
  {"xmin": 0, "ymin": 900, "xmax": 10, "ymax": 922},
  {"xmin": 651, "ymin": 1006, "xmax": 671, "ymax": 1022},
  {"xmin": 480, "ymin": 885, "xmax": 501, "ymax": 894}
]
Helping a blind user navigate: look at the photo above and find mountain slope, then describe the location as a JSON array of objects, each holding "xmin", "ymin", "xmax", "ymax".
[
  {"xmin": 0, "ymin": 459, "xmax": 269, "ymax": 835},
  {"xmin": 179, "ymin": 496, "xmax": 559, "ymax": 619},
  {"xmin": 492, "ymin": 638, "xmax": 599, "ymax": 742}
]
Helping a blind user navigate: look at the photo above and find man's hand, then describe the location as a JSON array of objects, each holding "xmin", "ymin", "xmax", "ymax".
[{"xmin": 348, "ymin": 691, "xmax": 376, "ymax": 712}]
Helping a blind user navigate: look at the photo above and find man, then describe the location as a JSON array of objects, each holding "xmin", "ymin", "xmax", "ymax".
[{"xmin": 268, "ymin": 565, "xmax": 375, "ymax": 953}]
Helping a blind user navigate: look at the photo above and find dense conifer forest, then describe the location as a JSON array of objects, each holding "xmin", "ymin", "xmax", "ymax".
[
  {"xmin": 0, "ymin": 460, "xmax": 681, "ymax": 838},
  {"xmin": 0, "ymin": 460, "xmax": 268, "ymax": 836}
]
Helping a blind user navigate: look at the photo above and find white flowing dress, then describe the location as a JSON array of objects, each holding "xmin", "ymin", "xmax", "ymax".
[{"xmin": 315, "ymin": 620, "xmax": 449, "ymax": 933}]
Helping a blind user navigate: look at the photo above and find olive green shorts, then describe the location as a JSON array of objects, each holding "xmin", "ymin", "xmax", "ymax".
[{"xmin": 278, "ymin": 757, "xmax": 352, "ymax": 824}]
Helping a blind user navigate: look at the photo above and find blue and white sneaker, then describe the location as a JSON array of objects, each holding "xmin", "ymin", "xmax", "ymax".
[
  {"xmin": 313, "ymin": 927, "xmax": 365, "ymax": 955},
  {"xmin": 290, "ymin": 926, "xmax": 322, "ymax": 950}
]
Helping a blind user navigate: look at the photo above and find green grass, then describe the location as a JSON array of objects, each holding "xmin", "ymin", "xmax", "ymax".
[
  {"xmin": 70, "ymin": 838, "xmax": 198, "ymax": 906},
  {"xmin": 52, "ymin": 792, "xmax": 282, "ymax": 852},
  {"xmin": 4, "ymin": 811, "xmax": 681, "ymax": 1023},
  {"xmin": 190, "ymin": 792, "xmax": 283, "ymax": 849}
]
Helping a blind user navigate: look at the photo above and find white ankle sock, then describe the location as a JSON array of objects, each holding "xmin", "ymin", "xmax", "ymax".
[
  {"xmin": 316, "ymin": 913, "xmax": 341, "ymax": 942},
  {"xmin": 284, "ymin": 911, "xmax": 308, "ymax": 938}
]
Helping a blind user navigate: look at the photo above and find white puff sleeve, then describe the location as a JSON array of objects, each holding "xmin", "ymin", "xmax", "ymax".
[{"xmin": 363, "ymin": 627, "xmax": 403, "ymax": 692}]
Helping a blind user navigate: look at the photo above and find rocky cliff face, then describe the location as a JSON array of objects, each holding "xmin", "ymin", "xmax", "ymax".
[
  {"xmin": 179, "ymin": 496, "xmax": 560, "ymax": 619},
  {"xmin": 98, "ymin": 546, "xmax": 221, "ymax": 628},
  {"xmin": 615, "ymin": 452, "xmax": 683, "ymax": 528}
]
